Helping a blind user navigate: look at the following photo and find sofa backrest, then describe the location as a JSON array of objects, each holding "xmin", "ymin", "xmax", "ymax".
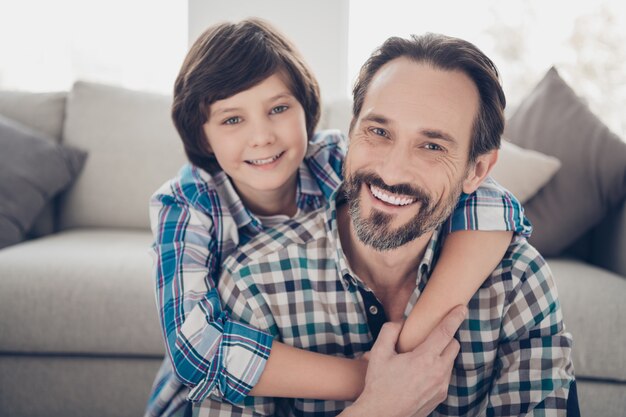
[{"xmin": 58, "ymin": 81, "xmax": 187, "ymax": 230}]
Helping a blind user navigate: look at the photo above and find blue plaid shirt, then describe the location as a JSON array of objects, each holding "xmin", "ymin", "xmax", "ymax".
[
  {"xmin": 146, "ymin": 130, "xmax": 531, "ymax": 417},
  {"xmin": 197, "ymin": 191, "xmax": 574, "ymax": 417}
]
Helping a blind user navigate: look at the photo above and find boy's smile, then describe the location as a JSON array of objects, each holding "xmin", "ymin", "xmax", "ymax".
[{"xmin": 245, "ymin": 150, "xmax": 286, "ymax": 168}]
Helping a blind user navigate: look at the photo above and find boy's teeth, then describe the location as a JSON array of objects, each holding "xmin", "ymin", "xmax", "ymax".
[
  {"xmin": 370, "ymin": 184, "xmax": 415, "ymax": 206},
  {"xmin": 248, "ymin": 152, "xmax": 282, "ymax": 165}
]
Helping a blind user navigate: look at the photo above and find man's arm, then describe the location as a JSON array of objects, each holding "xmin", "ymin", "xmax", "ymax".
[{"xmin": 487, "ymin": 250, "xmax": 577, "ymax": 415}]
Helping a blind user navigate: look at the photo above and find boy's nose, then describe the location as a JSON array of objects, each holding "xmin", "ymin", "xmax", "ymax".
[{"xmin": 249, "ymin": 121, "xmax": 276, "ymax": 147}]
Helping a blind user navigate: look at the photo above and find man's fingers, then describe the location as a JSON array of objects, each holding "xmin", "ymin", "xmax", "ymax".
[
  {"xmin": 421, "ymin": 305, "xmax": 467, "ymax": 354},
  {"xmin": 370, "ymin": 321, "xmax": 403, "ymax": 357},
  {"xmin": 440, "ymin": 337, "xmax": 461, "ymax": 363}
]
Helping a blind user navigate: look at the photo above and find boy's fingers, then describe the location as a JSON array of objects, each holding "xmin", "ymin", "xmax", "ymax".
[{"xmin": 421, "ymin": 305, "xmax": 467, "ymax": 355}]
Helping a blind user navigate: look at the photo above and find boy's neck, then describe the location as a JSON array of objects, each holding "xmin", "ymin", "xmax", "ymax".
[{"xmin": 235, "ymin": 172, "xmax": 299, "ymax": 217}]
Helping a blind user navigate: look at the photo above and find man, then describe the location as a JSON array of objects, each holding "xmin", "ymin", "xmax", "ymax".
[{"xmin": 198, "ymin": 33, "xmax": 578, "ymax": 416}]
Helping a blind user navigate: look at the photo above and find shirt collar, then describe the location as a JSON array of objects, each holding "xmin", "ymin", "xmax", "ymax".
[
  {"xmin": 324, "ymin": 187, "xmax": 445, "ymax": 292},
  {"xmin": 296, "ymin": 160, "xmax": 324, "ymax": 198},
  {"xmin": 205, "ymin": 161, "xmax": 323, "ymax": 233}
]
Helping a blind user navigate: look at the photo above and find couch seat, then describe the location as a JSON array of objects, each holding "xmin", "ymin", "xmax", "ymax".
[
  {"xmin": 548, "ymin": 258, "xmax": 626, "ymax": 382},
  {"xmin": 0, "ymin": 229, "xmax": 164, "ymax": 357}
]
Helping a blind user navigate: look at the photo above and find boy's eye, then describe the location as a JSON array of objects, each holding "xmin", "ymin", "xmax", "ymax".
[
  {"xmin": 270, "ymin": 105, "xmax": 288, "ymax": 114},
  {"xmin": 223, "ymin": 116, "xmax": 242, "ymax": 125}
]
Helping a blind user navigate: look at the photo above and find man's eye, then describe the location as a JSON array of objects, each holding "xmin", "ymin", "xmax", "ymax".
[
  {"xmin": 424, "ymin": 143, "xmax": 444, "ymax": 151},
  {"xmin": 270, "ymin": 105, "xmax": 288, "ymax": 114},
  {"xmin": 370, "ymin": 127, "xmax": 389, "ymax": 138},
  {"xmin": 223, "ymin": 116, "xmax": 242, "ymax": 125}
]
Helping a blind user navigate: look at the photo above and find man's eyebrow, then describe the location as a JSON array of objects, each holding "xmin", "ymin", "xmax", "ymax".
[
  {"xmin": 421, "ymin": 129, "xmax": 457, "ymax": 144},
  {"xmin": 362, "ymin": 113, "xmax": 390, "ymax": 125}
]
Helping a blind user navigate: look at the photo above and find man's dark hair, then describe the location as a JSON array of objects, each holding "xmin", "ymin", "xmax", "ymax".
[
  {"xmin": 351, "ymin": 33, "xmax": 506, "ymax": 162},
  {"xmin": 172, "ymin": 18, "xmax": 320, "ymax": 170}
]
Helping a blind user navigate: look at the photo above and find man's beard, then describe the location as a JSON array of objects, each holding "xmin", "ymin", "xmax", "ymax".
[{"xmin": 343, "ymin": 170, "xmax": 464, "ymax": 251}]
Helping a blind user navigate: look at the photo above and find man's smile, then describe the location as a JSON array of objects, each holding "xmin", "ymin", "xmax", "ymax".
[{"xmin": 369, "ymin": 184, "xmax": 416, "ymax": 206}]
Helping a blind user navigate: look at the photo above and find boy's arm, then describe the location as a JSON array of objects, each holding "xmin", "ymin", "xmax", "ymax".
[
  {"xmin": 150, "ymin": 189, "xmax": 274, "ymax": 405},
  {"xmin": 397, "ymin": 230, "xmax": 512, "ymax": 352},
  {"xmin": 250, "ymin": 342, "xmax": 367, "ymax": 400},
  {"xmin": 219, "ymin": 263, "xmax": 368, "ymax": 402},
  {"xmin": 398, "ymin": 177, "xmax": 526, "ymax": 352}
]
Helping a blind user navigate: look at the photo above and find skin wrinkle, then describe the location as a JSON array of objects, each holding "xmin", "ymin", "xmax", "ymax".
[{"xmin": 342, "ymin": 59, "xmax": 482, "ymax": 254}]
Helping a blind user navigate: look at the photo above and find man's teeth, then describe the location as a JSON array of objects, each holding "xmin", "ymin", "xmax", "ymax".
[
  {"xmin": 247, "ymin": 152, "xmax": 282, "ymax": 165},
  {"xmin": 370, "ymin": 185, "xmax": 415, "ymax": 206}
]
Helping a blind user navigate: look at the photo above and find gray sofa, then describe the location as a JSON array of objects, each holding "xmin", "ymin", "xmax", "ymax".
[{"xmin": 0, "ymin": 81, "xmax": 625, "ymax": 417}]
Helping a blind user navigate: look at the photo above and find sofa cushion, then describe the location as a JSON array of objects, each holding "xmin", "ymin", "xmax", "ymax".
[
  {"xmin": 490, "ymin": 140, "xmax": 561, "ymax": 203},
  {"xmin": 505, "ymin": 67, "xmax": 626, "ymax": 256},
  {"xmin": 59, "ymin": 81, "xmax": 188, "ymax": 230},
  {"xmin": 0, "ymin": 229, "xmax": 164, "ymax": 356},
  {"xmin": 548, "ymin": 258, "xmax": 626, "ymax": 382},
  {"xmin": 0, "ymin": 115, "xmax": 86, "ymax": 249},
  {"xmin": 0, "ymin": 90, "xmax": 68, "ymax": 237}
]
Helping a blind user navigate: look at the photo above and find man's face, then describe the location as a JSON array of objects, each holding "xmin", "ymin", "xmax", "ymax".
[{"xmin": 344, "ymin": 58, "xmax": 480, "ymax": 250}]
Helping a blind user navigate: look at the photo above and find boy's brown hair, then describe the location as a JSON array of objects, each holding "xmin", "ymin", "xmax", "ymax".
[{"xmin": 172, "ymin": 18, "xmax": 321, "ymax": 170}]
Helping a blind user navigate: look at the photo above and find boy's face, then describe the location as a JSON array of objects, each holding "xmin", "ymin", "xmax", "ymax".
[{"xmin": 203, "ymin": 72, "xmax": 308, "ymax": 205}]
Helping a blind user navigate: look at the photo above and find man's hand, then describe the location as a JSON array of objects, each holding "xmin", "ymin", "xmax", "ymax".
[{"xmin": 340, "ymin": 305, "xmax": 467, "ymax": 417}]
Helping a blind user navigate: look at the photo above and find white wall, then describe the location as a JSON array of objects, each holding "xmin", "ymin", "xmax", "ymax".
[{"xmin": 187, "ymin": 0, "xmax": 350, "ymax": 102}]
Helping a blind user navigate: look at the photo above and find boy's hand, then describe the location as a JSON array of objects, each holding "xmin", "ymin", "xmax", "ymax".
[{"xmin": 340, "ymin": 305, "xmax": 467, "ymax": 417}]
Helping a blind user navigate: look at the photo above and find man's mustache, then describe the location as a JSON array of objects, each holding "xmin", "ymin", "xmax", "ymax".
[{"xmin": 350, "ymin": 171, "xmax": 431, "ymax": 204}]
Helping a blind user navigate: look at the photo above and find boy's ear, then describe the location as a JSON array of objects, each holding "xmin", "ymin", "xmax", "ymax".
[{"xmin": 462, "ymin": 149, "xmax": 498, "ymax": 194}]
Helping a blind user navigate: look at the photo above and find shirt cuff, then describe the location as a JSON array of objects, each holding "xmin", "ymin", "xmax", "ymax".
[{"xmin": 187, "ymin": 318, "xmax": 274, "ymax": 405}]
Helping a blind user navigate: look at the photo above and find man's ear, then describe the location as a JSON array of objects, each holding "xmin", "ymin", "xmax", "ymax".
[{"xmin": 462, "ymin": 149, "xmax": 498, "ymax": 194}]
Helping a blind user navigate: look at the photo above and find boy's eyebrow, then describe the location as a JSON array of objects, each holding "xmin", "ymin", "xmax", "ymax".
[
  {"xmin": 211, "ymin": 92, "xmax": 295, "ymax": 116},
  {"xmin": 266, "ymin": 92, "xmax": 296, "ymax": 103}
]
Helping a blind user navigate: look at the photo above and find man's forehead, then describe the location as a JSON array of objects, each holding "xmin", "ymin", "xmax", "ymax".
[{"xmin": 359, "ymin": 57, "xmax": 480, "ymax": 143}]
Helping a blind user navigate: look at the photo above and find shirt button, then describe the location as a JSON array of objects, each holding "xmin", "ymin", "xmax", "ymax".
[{"xmin": 369, "ymin": 305, "xmax": 378, "ymax": 315}]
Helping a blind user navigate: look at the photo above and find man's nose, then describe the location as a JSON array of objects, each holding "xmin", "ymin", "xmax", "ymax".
[
  {"xmin": 248, "ymin": 118, "xmax": 276, "ymax": 147},
  {"xmin": 378, "ymin": 140, "xmax": 415, "ymax": 185}
]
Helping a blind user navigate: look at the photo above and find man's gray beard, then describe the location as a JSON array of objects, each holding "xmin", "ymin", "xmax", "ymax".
[{"xmin": 344, "ymin": 171, "xmax": 464, "ymax": 251}]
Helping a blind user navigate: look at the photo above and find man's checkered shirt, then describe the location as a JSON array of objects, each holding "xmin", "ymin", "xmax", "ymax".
[{"xmin": 198, "ymin": 191, "xmax": 575, "ymax": 417}]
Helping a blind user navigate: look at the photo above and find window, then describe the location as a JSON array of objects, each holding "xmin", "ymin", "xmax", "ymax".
[
  {"xmin": 349, "ymin": 0, "xmax": 626, "ymax": 138},
  {"xmin": 0, "ymin": 0, "xmax": 187, "ymax": 94}
]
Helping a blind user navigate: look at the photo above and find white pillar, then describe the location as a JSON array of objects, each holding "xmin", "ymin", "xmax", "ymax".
[{"xmin": 187, "ymin": 0, "xmax": 350, "ymax": 103}]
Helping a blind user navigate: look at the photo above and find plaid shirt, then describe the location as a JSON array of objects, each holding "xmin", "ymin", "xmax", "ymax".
[
  {"xmin": 146, "ymin": 130, "xmax": 532, "ymax": 417},
  {"xmin": 194, "ymin": 191, "xmax": 573, "ymax": 417}
]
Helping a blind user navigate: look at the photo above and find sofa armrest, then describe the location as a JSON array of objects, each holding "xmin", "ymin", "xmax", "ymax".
[{"xmin": 590, "ymin": 200, "xmax": 626, "ymax": 278}]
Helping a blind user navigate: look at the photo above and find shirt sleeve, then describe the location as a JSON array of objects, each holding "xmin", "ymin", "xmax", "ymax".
[
  {"xmin": 445, "ymin": 176, "xmax": 533, "ymax": 237},
  {"xmin": 150, "ymin": 187, "xmax": 274, "ymax": 405},
  {"xmin": 306, "ymin": 130, "xmax": 346, "ymax": 199},
  {"xmin": 486, "ymin": 247, "xmax": 576, "ymax": 415}
]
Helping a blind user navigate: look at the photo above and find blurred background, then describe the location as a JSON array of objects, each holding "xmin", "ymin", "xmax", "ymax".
[{"xmin": 1, "ymin": 0, "xmax": 624, "ymax": 138}]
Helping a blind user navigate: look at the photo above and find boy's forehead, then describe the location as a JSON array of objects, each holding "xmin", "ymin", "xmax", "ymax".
[{"xmin": 208, "ymin": 72, "xmax": 295, "ymax": 113}]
